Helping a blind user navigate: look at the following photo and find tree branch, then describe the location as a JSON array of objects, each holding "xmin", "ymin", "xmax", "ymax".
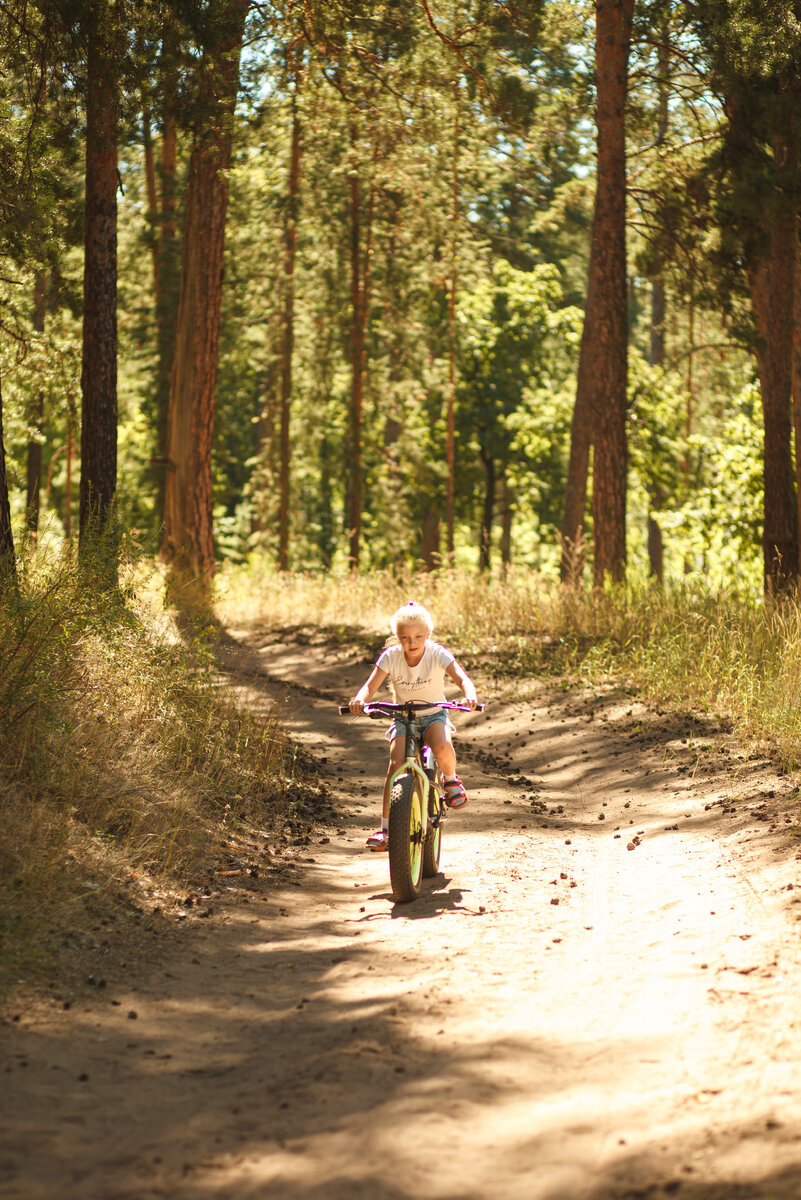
[{"xmin": 417, "ymin": 0, "xmax": 494, "ymax": 103}]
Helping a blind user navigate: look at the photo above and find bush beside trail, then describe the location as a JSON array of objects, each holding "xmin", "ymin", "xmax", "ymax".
[{"xmin": 0, "ymin": 553, "xmax": 307, "ymax": 997}]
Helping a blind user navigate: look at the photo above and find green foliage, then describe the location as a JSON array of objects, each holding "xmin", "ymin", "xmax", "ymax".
[
  {"xmin": 0, "ymin": 0, "xmax": 781, "ymax": 588},
  {"xmin": 671, "ymin": 390, "xmax": 763, "ymax": 588}
]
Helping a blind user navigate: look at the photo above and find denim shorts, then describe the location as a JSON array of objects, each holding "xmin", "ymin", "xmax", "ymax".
[{"xmin": 385, "ymin": 709, "xmax": 452, "ymax": 743}]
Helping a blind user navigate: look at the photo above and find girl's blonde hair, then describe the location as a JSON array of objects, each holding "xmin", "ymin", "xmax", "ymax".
[{"xmin": 390, "ymin": 601, "xmax": 434, "ymax": 636}]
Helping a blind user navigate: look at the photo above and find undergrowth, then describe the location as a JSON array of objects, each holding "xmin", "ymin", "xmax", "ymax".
[
  {"xmin": 218, "ymin": 560, "xmax": 801, "ymax": 769},
  {"xmin": 0, "ymin": 549, "xmax": 296, "ymax": 993}
]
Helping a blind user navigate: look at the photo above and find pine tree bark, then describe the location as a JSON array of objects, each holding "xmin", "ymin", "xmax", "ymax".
[
  {"xmin": 562, "ymin": 0, "xmax": 633, "ymax": 584},
  {"xmin": 347, "ymin": 120, "xmax": 366, "ymax": 569},
  {"xmin": 478, "ymin": 445, "xmax": 495, "ymax": 571},
  {"xmin": 647, "ymin": 276, "xmax": 666, "ymax": 581},
  {"xmin": 750, "ymin": 190, "xmax": 798, "ymax": 590},
  {"xmin": 420, "ymin": 512, "xmax": 441, "ymax": 570},
  {"xmin": 446, "ymin": 80, "xmax": 460, "ymax": 564},
  {"xmin": 499, "ymin": 464, "xmax": 513, "ymax": 569},
  {"xmin": 278, "ymin": 69, "xmax": 302, "ymax": 572},
  {"xmin": 647, "ymin": 23, "xmax": 669, "ymax": 582},
  {"xmin": 560, "ymin": 349, "xmax": 593, "ymax": 580},
  {"xmin": 589, "ymin": 0, "xmax": 634, "ymax": 585},
  {"xmin": 151, "ymin": 18, "xmax": 180, "ymax": 535},
  {"xmin": 715, "ymin": 66, "xmax": 800, "ymax": 592},
  {"xmin": 142, "ymin": 107, "xmax": 159, "ymax": 295},
  {"xmin": 162, "ymin": 0, "xmax": 246, "ymax": 587},
  {"xmin": 65, "ymin": 398, "xmax": 75, "ymax": 540},
  {"xmin": 79, "ymin": 2, "xmax": 119, "ymax": 562},
  {"xmin": 26, "ymin": 270, "xmax": 47, "ymax": 541},
  {"xmin": 792, "ymin": 214, "xmax": 801, "ymax": 576},
  {"xmin": 0, "ymin": 378, "xmax": 15, "ymax": 579}
]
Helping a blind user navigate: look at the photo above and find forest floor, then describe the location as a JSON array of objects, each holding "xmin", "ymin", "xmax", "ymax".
[{"xmin": 3, "ymin": 625, "xmax": 801, "ymax": 1199}]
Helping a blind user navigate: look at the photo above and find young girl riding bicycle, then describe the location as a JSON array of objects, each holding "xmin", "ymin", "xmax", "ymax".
[{"xmin": 349, "ymin": 601, "xmax": 479, "ymax": 850}]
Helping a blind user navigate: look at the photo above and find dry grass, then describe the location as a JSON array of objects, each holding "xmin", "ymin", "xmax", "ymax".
[
  {"xmin": 8, "ymin": 552, "xmax": 801, "ymax": 991},
  {"xmin": 217, "ymin": 560, "xmax": 801, "ymax": 769},
  {"xmin": 0, "ymin": 551, "xmax": 298, "ymax": 992}
]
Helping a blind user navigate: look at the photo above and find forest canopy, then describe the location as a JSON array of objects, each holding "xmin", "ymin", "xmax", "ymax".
[{"xmin": 0, "ymin": 0, "xmax": 798, "ymax": 594}]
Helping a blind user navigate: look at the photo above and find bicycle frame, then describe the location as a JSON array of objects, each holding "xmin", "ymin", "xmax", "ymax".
[
  {"xmin": 338, "ymin": 697, "xmax": 484, "ymax": 901},
  {"xmin": 387, "ymin": 707, "xmax": 439, "ymax": 842}
]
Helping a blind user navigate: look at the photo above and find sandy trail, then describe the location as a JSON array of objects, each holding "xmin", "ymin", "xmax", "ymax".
[{"xmin": 3, "ymin": 629, "xmax": 801, "ymax": 1199}]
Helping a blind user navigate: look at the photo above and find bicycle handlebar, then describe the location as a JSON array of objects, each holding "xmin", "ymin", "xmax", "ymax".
[{"xmin": 338, "ymin": 700, "xmax": 485, "ymax": 716}]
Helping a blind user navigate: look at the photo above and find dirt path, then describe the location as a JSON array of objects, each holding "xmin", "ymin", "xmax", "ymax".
[{"xmin": 3, "ymin": 629, "xmax": 801, "ymax": 1199}]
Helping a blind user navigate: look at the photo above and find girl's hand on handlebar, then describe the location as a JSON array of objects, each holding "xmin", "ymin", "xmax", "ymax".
[{"xmin": 348, "ymin": 698, "xmax": 365, "ymax": 714}]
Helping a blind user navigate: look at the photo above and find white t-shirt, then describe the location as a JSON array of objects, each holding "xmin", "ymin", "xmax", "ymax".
[{"xmin": 376, "ymin": 640, "xmax": 455, "ymax": 708}]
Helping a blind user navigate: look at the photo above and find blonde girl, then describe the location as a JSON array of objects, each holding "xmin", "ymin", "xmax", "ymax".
[{"xmin": 349, "ymin": 601, "xmax": 478, "ymax": 850}]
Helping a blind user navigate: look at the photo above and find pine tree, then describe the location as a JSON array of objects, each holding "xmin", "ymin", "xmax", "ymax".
[
  {"xmin": 0, "ymin": 378, "xmax": 14, "ymax": 577},
  {"xmin": 688, "ymin": 0, "xmax": 801, "ymax": 589},
  {"xmin": 79, "ymin": 0, "xmax": 120, "ymax": 567},
  {"xmin": 162, "ymin": 0, "xmax": 248, "ymax": 588},
  {"xmin": 562, "ymin": 0, "xmax": 634, "ymax": 585}
]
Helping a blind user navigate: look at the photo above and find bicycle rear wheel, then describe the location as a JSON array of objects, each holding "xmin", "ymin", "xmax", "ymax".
[
  {"xmin": 422, "ymin": 770, "xmax": 443, "ymax": 878},
  {"xmin": 388, "ymin": 773, "xmax": 424, "ymax": 902}
]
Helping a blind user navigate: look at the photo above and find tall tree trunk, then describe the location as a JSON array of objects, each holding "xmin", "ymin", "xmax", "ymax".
[
  {"xmin": 347, "ymin": 120, "xmax": 365, "ymax": 569},
  {"xmin": 446, "ymin": 79, "xmax": 460, "ymax": 564},
  {"xmin": 0, "ymin": 378, "xmax": 15, "ymax": 579},
  {"xmin": 251, "ymin": 366, "xmax": 277, "ymax": 538},
  {"xmin": 65, "ymin": 393, "xmax": 75, "ymax": 540},
  {"xmin": 650, "ymin": 278, "xmax": 665, "ymax": 368},
  {"xmin": 499, "ymin": 463, "xmax": 513, "ymax": 569},
  {"xmin": 383, "ymin": 190, "xmax": 405, "ymax": 502},
  {"xmin": 560, "ymin": 361, "xmax": 593, "ymax": 581},
  {"xmin": 162, "ymin": 0, "xmax": 246, "ymax": 587},
  {"xmin": 478, "ymin": 445, "xmax": 495, "ymax": 571},
  {"xmin": 319, "ymin": 424, "xmax": 335, "ymax": 568},
  {"xmin": 26, "ymin": 270, "xmax": 47, "ymax": 543},
  {"xmin": 750, "ymin": 192, "xmax": 798, "ymax": 590},
  {"xmin": 792, "ymin": 213, "xmax": 801, "ymax": 576},
  {"xmin": 420, "ymin": 511, "xmax": 441, "ymax": 570},
  {"xmin": 142, "ymin": 106, "xmax": 159, "ymax": 295},
  {"xmin": 647, "ymin": 277, "xmax": 666, "ymax": 581},
  {"xmin": 561, "ymin": 0, "xmax": 634, "ymax": 583},
  {"xmin": 647, "ymin": 23, "xmax": 669, "ymax": 582},
  {"xmin": 278, "ymin": 69, "xmax": 302, "ymax": 571},
  {"xmin": 588, "ymin": 0, "xmax": 634, "ymax": 586},
  {"xmin": 684, "ymin": 284, "xmax": 695, "ymax": 486},
  {"xmin": 80, "ymin": 1, "xmax": 119, "ymax": 565},
  {"xmin": 152, "ymin": 19, "xmax": 180, "ymax": 535}
]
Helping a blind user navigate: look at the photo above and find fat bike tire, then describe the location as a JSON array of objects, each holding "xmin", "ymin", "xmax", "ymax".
[
  {"xmin": 422, "ymin": 772, "xmax": 443, "ymax": 878},
  {"xmin": 388, "ymin": 774, "xmax": 424, "ymax": 902}
]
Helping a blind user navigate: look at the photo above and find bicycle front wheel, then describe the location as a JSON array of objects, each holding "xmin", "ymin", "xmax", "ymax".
[
  {"xmin": 388, "ymin": 773, "xmax": 424, "ymax": 902},
  {"xmin": 422, "ymin": 771, "xmax": 443, "ymax": 878}
]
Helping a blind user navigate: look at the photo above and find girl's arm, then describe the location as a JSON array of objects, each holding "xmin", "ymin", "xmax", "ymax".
[
  {"xmin": 446, "ymin": 660, "xmax": 478, "ymax": 708},
  {"xmin": 349, "ymin": 665, "xmax": 388, "ymax": 712}
]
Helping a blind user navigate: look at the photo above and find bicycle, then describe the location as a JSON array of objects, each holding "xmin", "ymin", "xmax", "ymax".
[{"xmin": 338, "ymin": 699, "xmax": 484, "ymax": 903}]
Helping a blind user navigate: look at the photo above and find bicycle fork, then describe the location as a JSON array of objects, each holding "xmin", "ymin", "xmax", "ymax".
[
  {"xmin": 422, "ymin": 745, "xmax": 446, "ymax": 830},
  {"xmin": 388, "ymin": 756, "xmax": 433, "ymax": 843}
]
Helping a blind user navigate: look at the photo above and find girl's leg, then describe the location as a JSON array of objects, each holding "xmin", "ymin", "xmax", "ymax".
[
  {"xmin": 425, "ymin": 720, "xmax": 468, "ymax": 808},
  {"xmin": 424, "ymin": 721, "xmax": 456, "ymax": 778}
]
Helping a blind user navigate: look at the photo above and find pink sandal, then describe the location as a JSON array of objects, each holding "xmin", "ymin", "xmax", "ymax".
[
  {"xmin": 444, "ymin": 777, "xmax": 468, "ymax": 810},
  {"xmin": 366, "ymin": 829, "xmax": 389, "ymax": 851}
]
